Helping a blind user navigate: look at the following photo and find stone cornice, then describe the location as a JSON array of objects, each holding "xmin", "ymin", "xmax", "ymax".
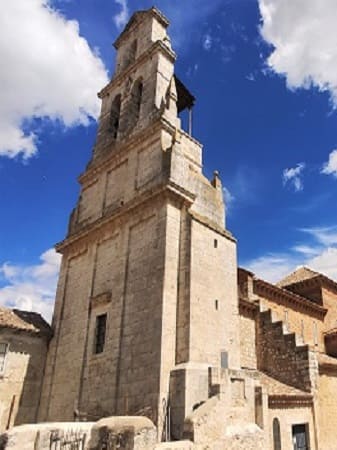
[
  {"xmin": 285, "ymin": 274, "xmax": 337, "ymax": 296},
  {"xmin": 324, "ymin": 328, "xmax": 337, "ymax": 337},
  {"xmin": 80, "ymin": 117, "xmax": 203, "ymax": 187},
  {"xmin": 113, "ymin": 8, "xmax": 170, "ymax": 49},
  {"xmin": 0, "ymin": 324, "xmax": 53, "ymax": 341},
  {"xmin": 239, "ymin": 298, "xmax": 258, "ymax": 315},
  {"xmin": 55, "ymin": 181, "xmax": 195, "ymax": 254},
  {"xmin": 268, "ymin": 394, "xmax": 313, "ymax": 408},
  {"xmin": 99, "ymin": 41, "xmax": 176, "ymax": 99},
  {"xmin": 254, "ymin": 278, "xmax": 327, "ymax": 319},
  {"xmin": 80, "ymin": 121, "xmax": 163, "ymax": 186},
  {"xmin": 318, "ymin": 360, "xmax": 337, "ymax": 374},
  {"xmin": 189, "ymin": 211, "xmax": 236, "ymax": 243}
]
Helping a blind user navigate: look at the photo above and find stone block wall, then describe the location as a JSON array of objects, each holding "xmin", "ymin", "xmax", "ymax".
[
  {"xmin": 316, "ymin": 370, "xmax": 337, "ymax": 450},
  {"xmin": 0, "ymin": 330, "xmax": 48, "ymax": 432},
  {"xmin": 257, "ymin": 293, "xmax": 325, "ymax": 350},
  {"xmin": 268, "ymin": 406, "xmax": 316, "ymax": 450},
  {"xmin": 257, "ymin": 310, "xmax": 312, "ymax": 392},
  {"xmin": 188, "ymin": 219, "xmax": 239, "ymax": 369},
  {"xmin": 239, "ymin": 302, "xmax": 257, "ymax": 370},
  {"xmin": 0, "ymin": 417, "xmax": 157, "ymax": 450}
]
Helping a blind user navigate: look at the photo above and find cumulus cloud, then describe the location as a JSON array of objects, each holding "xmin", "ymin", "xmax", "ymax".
[
  {"xmin": 0, "ymin": 249, "xmax": 61, "ymax": 322},
  {"xmin": 0, "ymin": 0, "xmax": 108, "ymax": 160},
  {"xmin": 322, "ymin": 149, "xmax": 337, "ymax": 178},
  {"xmin": 282, "ymin": 163, "xmax": 305, "ymax": 192},
  {"xmin": 246, "ymin": 254, "xmax": 296, "ymax": 284},
  {"xmin": 244, "ymin": 225, "xmax": 337, "ymax": 283},
  {"xmin": 259, "ymin": 0, "xmax": 337, "ymax": 107},
  {"xmin": 113, "ymin": 0, "xmax": 129, "ymax": 30}
]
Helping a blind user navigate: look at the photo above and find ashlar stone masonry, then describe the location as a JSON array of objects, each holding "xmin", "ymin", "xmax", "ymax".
[{"xmin": 2, "ymin": 7, "xmax": 337, "ymax": 450}]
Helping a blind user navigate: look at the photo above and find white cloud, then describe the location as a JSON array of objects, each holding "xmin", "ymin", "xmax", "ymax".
[
  {"xmin": 113, "ymin": 0, "xmax": 129, "ymax": 30},
  {"xmin": 291, "ymin": 245, "xmax": 320, "ymax": 257},
  {"xmin": 245, "ymin": 254, "xmax": 297, "ymax": 283},
  {"xmin": 202, "ymin": 34, "xmax": 212, "ymax": 51},
  {"xmin": 244, "ymin": 225, "xmax": 337, "ymax": 283},
  {"xmin": 300, "ymin": 226, "xmax": 337, "ymax": 246},
  {"xmin": 0, "ymin": 0, "xmax": 108, "ymax": 160},
  {"xmin": 282, "ymin": 163, "xmax": 305, "ymax": 192},
  {"xmin": 0, "ymin": 249, "xmax": 61, "ymax": 322},
  {"xmin": 309, "ymin": 248, "xmax": 337, "ymax": 281},
  {"xmin": 223, "ymin": 186, "xmax": 235, "ymax": 206},
  {"xmin": 259, "ymin": 0, "xmax": 337, "ymax": 107},
  {"xmin": 322, "ymin": 149, "xmax": 337, "ymax": 178}
]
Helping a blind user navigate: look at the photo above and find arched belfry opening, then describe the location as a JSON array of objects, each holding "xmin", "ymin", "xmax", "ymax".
[
  {"xmin": 109, "ymin": 94, "xmax": 121, "ymax": 139},
  {"xmin": 174, "ymin": 75, "xmax": 195, "ymax": 135},
  {"xmin": 127, "ymin": 78, "xmax": 143, "ymax": 131}
]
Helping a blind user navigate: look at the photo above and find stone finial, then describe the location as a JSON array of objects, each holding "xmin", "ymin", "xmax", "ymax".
[{"xmin": 211, "ymin": 170, "xmax": 222, "ymax": 190}]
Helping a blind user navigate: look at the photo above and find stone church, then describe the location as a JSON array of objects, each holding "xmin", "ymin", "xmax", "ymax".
[{"xmin": 1, "ymin": 7, "xmax": 337, "ymax": 450}]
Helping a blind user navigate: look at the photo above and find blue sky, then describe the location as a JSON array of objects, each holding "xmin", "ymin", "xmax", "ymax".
[{"xmin": 1, "ymin": 0, "xmax": 337, "ymax": 320}]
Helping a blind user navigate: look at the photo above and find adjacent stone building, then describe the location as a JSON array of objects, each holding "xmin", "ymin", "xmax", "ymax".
[
  {"xmin": 2, "ymin": 7, "xmax": 337, "ymax": 450},
  {"xmin": 0, "ymin": 308, "xmax": 51, "ymax": 432}
]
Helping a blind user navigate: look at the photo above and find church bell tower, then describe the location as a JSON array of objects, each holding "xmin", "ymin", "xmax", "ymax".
[{"xmin": 38, "ymin": 7, "xmax": 240, "ymax": 439}]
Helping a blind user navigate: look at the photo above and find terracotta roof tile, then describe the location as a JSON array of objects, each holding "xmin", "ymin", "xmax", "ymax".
[
  {"xmin": 0, "ymin": 307, "xmax": 51, "ymax": 337},
  {"xmin": 277, "ymin": 266, "xmax": 319, "ymax": 287}
]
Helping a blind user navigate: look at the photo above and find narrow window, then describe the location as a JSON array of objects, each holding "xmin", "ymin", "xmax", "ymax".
[
  {"xmin": 273, "ymin": 418, "xmax": 281, "ymax": 450},
  {"xmin": 255, "ymin": 387, "xmax": 263, "ymax": 429},
  {"xmin": 215, "ymin": 299, "xmax": 219, "ymax": 310},
  {"xmin": 0, "ymin": 343, "xmax": 9, "ymax": 375},
  {"xmin": 135, "ymin": 81, "xmax": 143, "ymax": 119},
  {"xmin": 127, "ymin": 79, "xmax": 143, "ymax": 131},
  {"xmin": 214, "ymin": 239, "xmax": 218, "ymax": 248},
  {"xmin": 94, "ymin": 314, "xmax": 107, "ymax": 354},
  {"xmin": 110, "ymin": 94, "xmax": 121, "ymax": 139},
  {"xmin": 313, "ymin": 322, "xmax": 318, "ymax": 346},
  {"xmin": 129, "ymin": 40, "xmax": 137, "ymax": 65}
]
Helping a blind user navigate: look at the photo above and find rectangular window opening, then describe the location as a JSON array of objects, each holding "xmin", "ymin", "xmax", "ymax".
[
  {"xmin": 292, "ymin": 423, "xmax": 310, "ymax": 450},
  {"xmin": 214, "ymin": 239, "xmax": 218, "ymax": 248},
  {"xmin": 215, "ymin": 299, "xmax": 219, "ymax": 310},
  {"xmin": 313, "ymin": 322, "xmax": 318, "ymax": 346},
  {"xmin": 94, "ymin": 314, "xmax": 107, "ymax": 354}
]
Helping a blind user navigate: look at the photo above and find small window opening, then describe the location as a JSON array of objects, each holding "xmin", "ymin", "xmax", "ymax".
[
  {"xmin": 313, "ymin": 322, "xmax": 318, "ymax": 346},
  {"xmin": 94, "ymin": 314, "xmax": 107, "ymax": 354},
  {"xmin": 129, "ymin": 40, "xmax": 137, "ymax": 65},
  {"xmin": 109, "ymin": 94, "xmax": 121, "ymax": 139},
  {"xmin": 135, "ymin": 81, "xmax": 143, "ymax": 119},
  {"xmin": 215, "ymin": 299, "xmax": 219, "ymax": 310},
  {"xmin": 214, "ymin": 239, "xmax": 218, "ymax": 248},
  {"xmin": 0, "ymin": 343, "xmax": 9, "ymax": 375},
  {"xmin": 255, "ymin": 387, "xmax": 263, "ymax": 429},
  {"xmin": 273, "ymin": 418, "xmax": 281, "ymax": 450}
]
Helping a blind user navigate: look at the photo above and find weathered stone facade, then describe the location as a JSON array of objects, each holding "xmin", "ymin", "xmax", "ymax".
[
  {"xmin": 0, "ymin": 308, "xmax": 51, "ymax": 432},
  {"xmin": 2, "ymin": 7, "xmax": 337, "ymax": 450}
]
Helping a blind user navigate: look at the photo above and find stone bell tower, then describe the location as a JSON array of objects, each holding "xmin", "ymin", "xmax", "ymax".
[{"xmin": 38, "ymin": 7, "xmax": 240, "ymax": 439}]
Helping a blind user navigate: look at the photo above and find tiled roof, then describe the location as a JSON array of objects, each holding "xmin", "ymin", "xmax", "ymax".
[
  {"xmin": 277, "ymin": 266, "xmax": 319, "ymax": 288},
  {"xmin": 0, "ymin": 307, "xmax": 51, "ymax": 337}
]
